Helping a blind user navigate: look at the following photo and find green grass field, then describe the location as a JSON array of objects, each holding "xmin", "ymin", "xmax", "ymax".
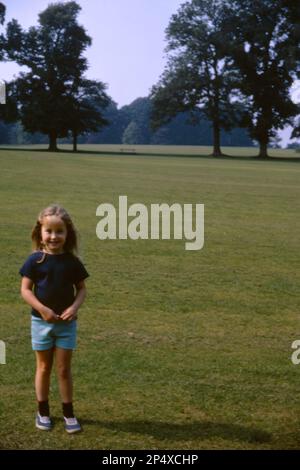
[{"xmin": 1, "ymin": 145, "xmax": 300, "ymax": 449}]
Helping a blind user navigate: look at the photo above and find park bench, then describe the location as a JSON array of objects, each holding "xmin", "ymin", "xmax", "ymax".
[{"xmin": 120, "ymin": 148, "xmax": 137, "ymax": 154}]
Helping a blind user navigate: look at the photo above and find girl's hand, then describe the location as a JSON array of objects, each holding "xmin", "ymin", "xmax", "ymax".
[
  {"xmin": 40, "ymin": 306, "xmax": 60, "ymax": 323},
  {"xmin": 60, "ymin": 306, "xmax": 78, "ymax": 322}
]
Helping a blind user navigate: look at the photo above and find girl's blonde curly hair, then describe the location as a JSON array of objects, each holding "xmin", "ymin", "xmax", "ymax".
[{"xmin": 31, "ymin": 205, "xmax": 78, "ymax": 263}]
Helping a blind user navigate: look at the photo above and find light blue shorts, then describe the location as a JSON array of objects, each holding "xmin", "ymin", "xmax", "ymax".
[{"xmin": 31, "ymin": 317, "xmax": 77, "ymax": 351}]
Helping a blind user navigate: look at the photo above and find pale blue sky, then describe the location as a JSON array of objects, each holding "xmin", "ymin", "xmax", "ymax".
[{"xmin": 1, "ymin": 0, "xmax": 299, "ymax": 145}]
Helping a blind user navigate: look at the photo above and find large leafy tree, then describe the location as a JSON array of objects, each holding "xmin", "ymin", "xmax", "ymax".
[
  {"xmin": 222, "ymin": 0, "xmax": 300, "ymax": 157},
  {"xmin": 151, "ymin": 0, "xmax": 244, "ymax": 157},
  {"xmin": 6, "ymin": 1, "xmax": 107, "ymax": 151}
]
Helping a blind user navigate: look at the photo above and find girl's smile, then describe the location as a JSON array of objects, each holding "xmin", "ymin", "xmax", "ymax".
[{"xmin": 41, "ymin": 215, "xmax": 67, "ymax": 254}]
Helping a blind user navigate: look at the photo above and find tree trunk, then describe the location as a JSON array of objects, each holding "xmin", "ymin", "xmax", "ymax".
[
  {"xmin": 258, "ymin": 141, "xmax": 269, "ymax": 158},
  {"xmin": 73, "ymin": 131, "xmax": 77, "ymax": 152},
  {"xmin": 256, "ymin": 114, "xmax": 270, "ymax": 158},
  {"xmin": 48, "ymin": 131, "xmax": 58, "ymax": 152},
  {"xmin": 212, "ymin": 121, "xmax": 223, "ymax": 157}
]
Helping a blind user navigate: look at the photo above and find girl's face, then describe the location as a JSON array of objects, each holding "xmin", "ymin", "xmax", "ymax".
[{"xmin": 41, "ymin": 215, "xmax": 67, "ymax": 254}]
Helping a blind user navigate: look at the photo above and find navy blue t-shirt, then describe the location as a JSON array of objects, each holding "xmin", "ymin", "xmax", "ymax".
[{"xmin": 19, "ymin": 251, "xmax": 89, "ymax": 318}]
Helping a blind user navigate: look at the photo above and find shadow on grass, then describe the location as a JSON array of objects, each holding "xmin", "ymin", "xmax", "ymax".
[
  {"xmin": 80, "ymin": 419, "xmax": 271, "ymax": 444},
  {"xmin": 0, "ymin": 146, "xmax": 299, "ymax": 163}
]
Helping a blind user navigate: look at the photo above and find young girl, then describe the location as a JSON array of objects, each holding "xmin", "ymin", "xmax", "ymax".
[{"xmin": 19, "ymin": 205, "xmax": 89, "ymax": 434}]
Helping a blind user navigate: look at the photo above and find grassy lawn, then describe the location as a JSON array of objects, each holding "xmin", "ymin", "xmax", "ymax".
[{"xmin": 0, "ymin": 145, "xmax": 300, "ymax": 449}]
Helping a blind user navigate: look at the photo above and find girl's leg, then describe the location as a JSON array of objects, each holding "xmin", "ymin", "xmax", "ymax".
[
  {"xmin": 55, "ymin": 347, "xmax": 73, "ymax": 404},
  {"xmin": 35, "ymin": 349, "xmax": 54, "ymax": 402},
  {"xmin": 56, "ymin": 347, "xmax": 81, "ymax": 432}
]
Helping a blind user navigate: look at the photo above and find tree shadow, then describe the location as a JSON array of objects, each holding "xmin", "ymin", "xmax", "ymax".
[
  {"xmin": 79, "ymin": 418, "xmax": 272, "ymax": 444},
  {"xmin": 0, "ymin": 146, "xmax": 299, "ymax": 162}
]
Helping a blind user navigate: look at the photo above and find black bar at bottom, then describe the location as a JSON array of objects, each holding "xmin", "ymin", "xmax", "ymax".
[{"xmin": 0, "ymin": 449, "xmax": 299, "ymax": 466}]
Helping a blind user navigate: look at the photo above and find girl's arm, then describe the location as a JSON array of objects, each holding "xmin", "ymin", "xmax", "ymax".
[
  {"xmin": 20, "ymin": 276, "xmax": 59, "ymax": 323},
  {"xmin": 60, "ymin": 280, "xmax": 87, "ymax": 321}
]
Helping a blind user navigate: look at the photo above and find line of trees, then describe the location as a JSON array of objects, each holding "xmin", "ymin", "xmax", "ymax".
[
  {"xmin": 0, "ymin": 96, "xmax": 254, "ymax": 147},
  {"xmin": 1, "ymin": 0, "xmax": 300, "ymax": 156}
]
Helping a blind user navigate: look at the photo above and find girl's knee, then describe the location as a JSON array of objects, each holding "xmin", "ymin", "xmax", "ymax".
[
  {"xmin": 37, "ymin": 362, "xmax": 52, "ymax": 375},
  {"xmin": 35, "ymin": 349, "xmax": 54, "ymax": 374},
  {"xmin": 57, "ymin": 364, "xmax": 71, "ymax": 380}
]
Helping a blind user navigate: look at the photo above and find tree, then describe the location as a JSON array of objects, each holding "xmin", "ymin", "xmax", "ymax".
[
  {"xmin": 0, "ymin": 2, "xmax": 6, "ymax": 119},
  {"xmin": 286, "ymin": 141, "xmax": 300, "ymax": 150},
  {"xmin": 122, "ymin": 121, "xmax": 142, "ymax": 145},
  {"xmin": 222, "ymin": 0, "xmax": 300, "ymax": 157},
  {"xmin": 0, "ymin": 121, "xmax": 10, "ymax": 144},
  {"xmin": 81, "ymin": 101, "xmax": 124, "ymax": 144},
  {"xmin": 0, "ymin": 2, "xmax": 5, "ymax": 60},
  {"xmin": 291, "ymin": 109, "xmax": 300, "ymax": 140},
  {"xmin": 122, "ymin": 97, "xmax": 152, "ymax": 144},
  {"xmin": 0, "ymin": 2, "xmax": 4, "ymax": 22},
  {"xmin": 64, "ymin": 79, "xmax": 110, "ymax": 151},
  {"xmin": 151, "ymin": 0, "xmax": 244, "ymax": 157},
  {"xmin": 0, "ymin": 2, "xmax": 6, "ymax": 107},
  {"xmin": 6, "ymin": 1, "xmax": 100, "ymax": 151}
]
